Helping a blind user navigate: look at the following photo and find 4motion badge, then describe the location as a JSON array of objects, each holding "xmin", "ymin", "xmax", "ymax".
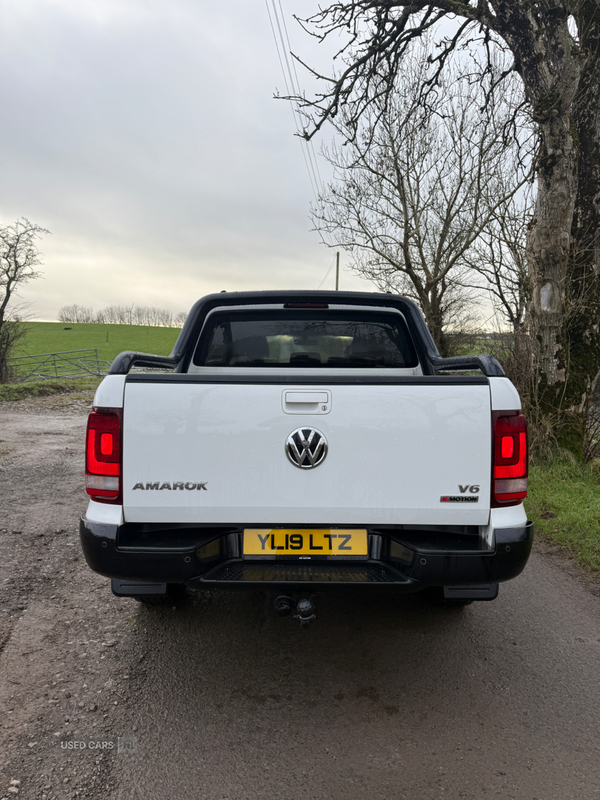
[
  {"xmin": 441, "ymin": 484, "xmax": 480, "ymax": 503},
  {"xmin": 286, "ymin": 427, "xmax": 328, "ymax": 469}
]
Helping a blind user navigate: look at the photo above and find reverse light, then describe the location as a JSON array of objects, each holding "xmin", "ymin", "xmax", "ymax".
[
  {"xmin": 85, "ymin": 409, "xmax": 122, "ymax": 503},
  {"xmin": 492, "ymin": 412, "xmax": 528, "ymax": 506}
]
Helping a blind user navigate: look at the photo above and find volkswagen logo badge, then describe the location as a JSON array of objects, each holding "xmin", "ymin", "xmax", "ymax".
[{"xmin": 285, "ymin": 427, "xmax": 328, "ymax": 469}]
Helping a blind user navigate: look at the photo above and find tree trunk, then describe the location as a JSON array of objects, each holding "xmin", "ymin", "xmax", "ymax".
[
  {"xmin": 566, "ymin": 8, "xmax": 600, "ymax": 420},
  {"xmin": 422, "ymin": 293, "xmax": 447, "ymax": 357},
  {"xmin": 522, "ymin": 7, "xmax": 600, "ymax": 446},
  {"xmin": 498, "ymin": 7, "xmax": 593, "ymax": 440},
  {"xmin": 527, "ymin": 111, "xmax": 578, "ymax": 388}
]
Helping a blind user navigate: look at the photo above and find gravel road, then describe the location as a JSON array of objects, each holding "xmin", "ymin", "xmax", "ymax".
[{"xmin": 1, "ymin": 394, "xmax": 600, "ymax": 800}]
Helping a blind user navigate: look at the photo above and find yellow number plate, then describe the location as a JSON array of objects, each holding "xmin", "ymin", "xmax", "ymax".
[{"xmin": 243, "ymin": 529, "xmax": 368, "ymax": 556}]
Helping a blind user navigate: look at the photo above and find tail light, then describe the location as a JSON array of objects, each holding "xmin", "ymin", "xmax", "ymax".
[
  {"xmin": 85, "ymin": 408, "xmax": 122, "ymax": 504},
  {"xmin": 492, "ymin": 412, "xmax": 528, "ymax": 506}
]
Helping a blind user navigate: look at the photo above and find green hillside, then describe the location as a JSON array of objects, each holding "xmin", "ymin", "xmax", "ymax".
[{"xmin": 13, "ymin": 322, "xmax": 182, "ymax": 362}]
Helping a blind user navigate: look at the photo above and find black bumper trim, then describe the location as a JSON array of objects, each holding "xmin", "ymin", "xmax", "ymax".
[{"xmin": 79, "ymin": 518, "xmax": 534, "ymax": 591}]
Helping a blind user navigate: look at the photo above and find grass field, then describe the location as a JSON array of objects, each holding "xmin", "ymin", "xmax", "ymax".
[
  {"xmin": 525, "ymin": 456, "xmax": 600, "ymax": 571},
  {"xmin": 13, "ymin": 322, "xmax": 181, "ymax": 363},
  {"xmin": 0, "ymin": 376, "xmax": 101, "ymax": 402}
]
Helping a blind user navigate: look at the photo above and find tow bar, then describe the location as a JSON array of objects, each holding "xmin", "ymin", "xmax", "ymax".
[{"xmin": 274, "ymin": 594, "xmax": 317, "ymax": 627}]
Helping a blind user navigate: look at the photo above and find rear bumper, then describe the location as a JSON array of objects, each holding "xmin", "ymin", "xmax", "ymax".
[{"xmin": 79, "ymin": 518, "xmax": 534, "ymax": 593}]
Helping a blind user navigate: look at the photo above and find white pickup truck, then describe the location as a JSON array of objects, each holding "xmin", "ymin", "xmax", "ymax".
[{"xmin": 80, "ymin": 291, "xmax": 533, "ymax": 621}]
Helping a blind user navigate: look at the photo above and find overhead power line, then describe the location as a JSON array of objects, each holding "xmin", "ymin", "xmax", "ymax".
[
  {"xmin": 274, "ymin": 0, "xmax": 324, "ymax": 191},
  {"xmin": 264, "ymin": 0, "xmax": 324, "ymax": 203},
  {"xmin": 317, "ymin": 254, "xmax": 337, "ymax": 290}
]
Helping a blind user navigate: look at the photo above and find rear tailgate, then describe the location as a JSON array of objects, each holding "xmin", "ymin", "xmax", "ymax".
[{"xmin": 121, "ymin": 375, "xmax": 492, "ymax": 526}]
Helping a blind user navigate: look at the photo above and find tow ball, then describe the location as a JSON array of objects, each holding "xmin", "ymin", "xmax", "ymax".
[{"xmin": 273, "ymin": 594, "xmax": 317, "ymax": 626}]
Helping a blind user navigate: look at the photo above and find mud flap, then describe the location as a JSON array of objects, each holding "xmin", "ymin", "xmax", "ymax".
[
  {"xmin": 443, "ymin": 584, "xmax": 498, "ymax": 601},
  {"xmin": 111, "ymin": 579, "xmax": 167, "ymax": 597}
]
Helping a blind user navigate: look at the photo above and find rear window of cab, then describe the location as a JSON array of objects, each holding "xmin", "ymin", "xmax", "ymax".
[{"xmin": 192, "ymin": 309, "xmax": 419, "ymax": 368}]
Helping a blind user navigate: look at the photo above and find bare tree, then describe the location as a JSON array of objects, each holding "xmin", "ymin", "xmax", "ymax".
[
  {"xmin": 59, "ymin": 303, "xmax": 185, "ymax": 327},
  {"xmin": 0, "ymin": 218, "xmax": 49, "ymax": 381},
  {"xmin": 291, "ymin": 0, "xmax": 600, "ymax": 445},
  {"xmin": 174, "ymin": 311, "xmax": 188, "ymax": 327},
  {"xmin": 311, "ymin": 50, "xmax": 530, "ymax": 356},
  {"xmin": 157, "ymin": 308, "xmax": 173, "ymax": 327},
  {"xmin": 58, "ymin": 305, "xmax": 77, "ymax": 323},
  {"xmin": 131, "ymin": 305, "xmax": 147, "ymax": 326},
  {"xmin": 57, "ymin": 304, "xmax": 96, "ymax": 323},
  {"xmin": 105, "ymin": 305, "xmax": 130, "ymax": 324},
  {"xmin": 464, "ymin": 186, "xmax": 535, "ymax": 335},
  {"xmin": 103, "ymin": 306, "xmax": 120, "ymax": 324},
  {"xmin": 0, "ymin": 313, "xmax": 30, "ymax": 383}
]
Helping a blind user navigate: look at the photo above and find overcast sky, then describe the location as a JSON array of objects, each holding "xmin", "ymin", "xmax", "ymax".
[{"xmin": 0, "ymin": 0, "xmax": 373, "ymax": 321}]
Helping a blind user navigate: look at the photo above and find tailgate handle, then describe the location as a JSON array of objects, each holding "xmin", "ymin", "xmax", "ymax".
[
  {"xmin": 286, "ymin": 392, "xmax": 328, "ymax": 404},
  {"xmin": 283, "ymin": 390, "xmax": 331, "ymax": 414}
]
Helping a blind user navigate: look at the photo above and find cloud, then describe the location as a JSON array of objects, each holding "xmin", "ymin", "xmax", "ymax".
[{"xmin": 0, "ymin": 0, "xmax": 372, "ymax": 319}]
